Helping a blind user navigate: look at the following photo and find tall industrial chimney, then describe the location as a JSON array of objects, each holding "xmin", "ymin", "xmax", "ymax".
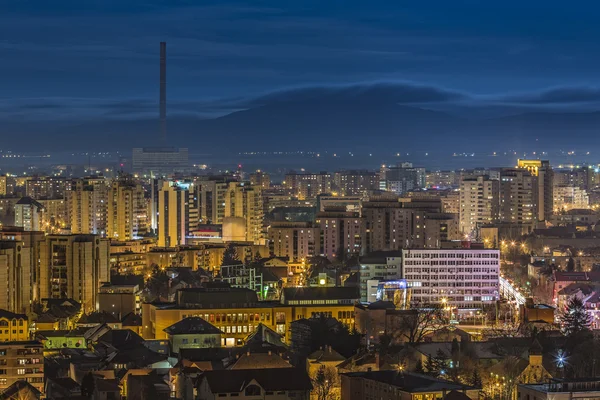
[{"xmin": 160, "ymin": 41, "xmax": 167, "ymax": 142}]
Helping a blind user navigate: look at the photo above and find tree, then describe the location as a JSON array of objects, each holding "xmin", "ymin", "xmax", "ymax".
[
  {"xmin": 567, "ymin": 257, "xmax": 576, "ymax": 272},
  {"xmin": 393, "ymin": 305, "xmax": 446, "ymax": 343},
  {"xmin": 81, "ymin": 372, "xmax": 95, "ymax": 399},
  {"xmin": 560, "ymin": 297, "xmax": 591, "ymax": 336},
  {"xmin": 414, "ymin": 359, "xmax": 425, "ymax": 373},
  {"xmin": 434, "ymin": 349, "xmax": 449, "ymax": 376},
  {"xmin": 451, "ymin": 338, "xmax": 460, "ymax": 365},
  {"xmin": 312, "ymin": 365, "xmax": 338, "ymax": 400},
  {"xmin": 470, "ymin": 368, "xmax": 482, "ymax": 387},
  {"xmin": 221, "ymin": 244, "xmax": 241, "ymax": 266},
  {"xmin": 424, "ymin": 354, "xmax": 437, "ymax": 376}
]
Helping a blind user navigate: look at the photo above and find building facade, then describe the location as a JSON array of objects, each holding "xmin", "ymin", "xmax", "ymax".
[
  {"xmin": 39, "ymin": 235, "xmax": 110, "ymax": 312},
  {"xmin": 402, "ymin": 249, "xmax": 500, "ymax": 311},
  {"xmin": 268, "ymin": 221, "xmax": 319, "ymax": 262},
  {"xmin": 316, "ymin": 208, "xmax": 365, "ymax": 260},
  {"xmin": 459, "ymin": 175, "xmax": 499, "ymax": 237}
]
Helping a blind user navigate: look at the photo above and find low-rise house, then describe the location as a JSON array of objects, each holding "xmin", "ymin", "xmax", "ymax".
[
  {"xmin": 341, "ymin": 371, "xmax": 479, "ymax": 400},
  {"xmin": 45, "ymin": 377, "xmax": 81, "ymax": 398},
  {"xmin": 307, "ymin": 345, "xmax": 346, "ymax": 375},
  {"xmin": 164, "ymin": 316, "xmax": 222, "ymax": 354},
  {"xmin": 0, "ymin": 310, "xmax": 29, "ymax": 342},
  {"xmin": 197, "ymin": 368, "xmax": 312, "ymax": 399},
  {"xmin": 77, "ymin": 311, "xmax": 122, "ymax": 329}
]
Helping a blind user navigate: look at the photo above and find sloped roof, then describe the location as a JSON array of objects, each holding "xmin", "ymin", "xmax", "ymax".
[
  {"xmin": 308, "ymin": 347, "xmax": 346, "ymax": 363},
  {"xmin": 121, "ymin": 312, "xmax": 142, "ymax": 326},
  {"xmin": 164, "ymin": 317, "xmax": 222, "ymax": 335},
  {"xmin": 16, "ymin": 197, "xmax": 44, "ymax": 209},
  {"xmin": 343, "ymin": 371, "xmax": 475, "ymax": 393},
  {"xmin": 0, "ymin": 380, "xmax": 41, "ymax": 400},
  {"xmin": 201, "ymin": 368, "xmax": 312, "ymax": 393},
  {"xmin": 244, "ymin": 323, "xmax": 288, "ymax": 351},
  {"xmin": 0, "ymin": 309, "xmax": 27, "ymax": 320},
  {"xmin": 78, "ymin": 311, "xmax": 120, "ymax": 325},
  {"xmin": 445, "ymin": 390, "xmax": 474, "ymax": 400},
  {"xmin": 229, "ymin": 352, "xmax": 293, "ymax": 370}
]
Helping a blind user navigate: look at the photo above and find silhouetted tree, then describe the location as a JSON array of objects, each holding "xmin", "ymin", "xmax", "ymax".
[
  {"xmin": 221, "ymin": 244, "xmax": 241, "ymax": 266},
  {"xmin": 567, "ymin": 257, "xmax": 576, "ymax": 272},
  {"xmin": 470, "ymin": 368, "xmax": 482, "ymax": 387},
  {"xmin": 561, "ymin": 297, "xmax": 591, "ymax": 336}
]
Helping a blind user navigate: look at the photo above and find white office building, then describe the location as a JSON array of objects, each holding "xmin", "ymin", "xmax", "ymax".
[{"xmin": 401, "ymin": 249, "xmax": 500, "ymax": 310}]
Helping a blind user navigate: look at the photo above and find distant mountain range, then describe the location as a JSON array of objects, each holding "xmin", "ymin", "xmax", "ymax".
[{"xmin": 4, "ymin": 95, "xmax": 600, "ymax": 154}]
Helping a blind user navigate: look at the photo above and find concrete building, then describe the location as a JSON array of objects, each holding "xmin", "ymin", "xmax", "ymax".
[
  {"xmin": 553, "ymin": 186, "xmax": 589, "ymax": 211},
  {"xmin": 38, "ymin": 198, "xmax": 67, "ymax": 232},
  {"xmin": 358, "ymin": 251, "xmax": 403, "ymax": 302},
  {"xmin": 142, "ymin": 285, "xmax": 357, "ymax": 344},
  {"xmin": 98, "ymin": 283, "xmax": 141, "ymax": 318},
  {"xmin": 66, "ymin": 177, "xmax": 109, "ymax": 236},
  {"xmin": 284, "ymin": 171, "xmax": 333, "ymax": 199},
  {"xmin": 268, "ymin": 221, "xmax": 319, "ymax": 262},
  {"xmin": 384, "ymin": 163, "xmax": 426, "ymax": 195},
  {"xmin": 518, "ymin": 379, "xmax": 600, "ymax": 400},
  {"xmin": 315, "ymin": 207, "xmax": 365, "ymax": 260},
  {"xmin": 107, "ymin": 177, "xmax": 148, "ymax": 240},
  {"xmin": 341, "ymin": 371, "xmax": 479, "ymax": 400},
  {"xmin": 132, "ymin": 147, "xmax": 189, "ymax": 176},
  {"xmin": 224, "ymin": 183, "xmax": 264, "ymax": 244},
  {"xmin": 25, "ymin": 176, "xmax": 67, "ymax": 200},
  {"xmin": 195, "ymin": 177, "xmax": 237, "ymax": 224},
  {"xmin": 333, "ymin": 170, "xmax": 379, "ymax": 196},
  {"xmin": 0, "ymin": 228, "xmax": 44, "ymax": 314},
  {"xmin": 39, "ymin": 235, "xmax": 110, "ymax": 312},
  {"xmin": 362, "ymin": 197, "xmax": 458, "ymax": 253},
  {"xmin": 426, "ymin": 170, "xmax": 460, "ymax": 188},
  {"xmin": 402, "ymin": 249, "xmax": 500, "ymax": 311},
  {"xmin": 499, "ymin": 169, "xmax": 536, "ymax": 228},
  {"xmin": 0, "ymin": 175, "xmax": 15, "ymax": 196},
  {"xmin": 14, "ymin": 197, "xmax": 43, "ymax": 231},
  {"xmin": 459, "ymin": 175, "xmax": 499, "ymax": 238},
  {"xmin": 518, "ymin": 159, "xmax": 554, "ymax": 222},
  {"xmin": 158, "ymin": 181, "xmax": 191, "ymax": 247},
  {"xmin": 249, "ymin": 171, "xmax": 271, "ymax": 189},
  {"xmin": 0, "ymin": 341, "xmax": 44, "ymax": 394}
]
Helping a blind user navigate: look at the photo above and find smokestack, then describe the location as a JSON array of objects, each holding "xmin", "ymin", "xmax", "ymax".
[{"xmin": 160, "ymin": 41, "xmax": 167, "ymax": 142}]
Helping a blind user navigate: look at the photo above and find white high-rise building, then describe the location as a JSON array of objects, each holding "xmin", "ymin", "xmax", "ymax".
[
  {"xmin": 158, "ymin": 181, "xmax": 191, "ymax": 247},
  {"xmin": 402, "ymin": 249, "xmax": 500, "ymax": 311},
  {"xmin": 14, "ymin": 197, "xmax": 44, "ymax": 231}
]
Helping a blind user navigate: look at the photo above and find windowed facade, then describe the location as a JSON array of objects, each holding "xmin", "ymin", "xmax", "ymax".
[{"xmin": 402, "ymin": 249, "xmax": 500, "ymax": 309}]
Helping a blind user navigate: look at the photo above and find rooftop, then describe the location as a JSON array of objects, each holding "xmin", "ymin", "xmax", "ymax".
[
  {"xmin": 164, "ymin": 317, "xmax": 222, "ymax": 335},
  {"xmin": 343, "ymin": 371, "xmax": 475, "ymax": 393},
  {"xmin": 200, "ymin": 368, "xmax": 312, "ymax": 393}
]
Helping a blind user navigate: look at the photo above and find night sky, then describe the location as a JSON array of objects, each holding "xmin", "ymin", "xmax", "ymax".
[{"xmin": 3, "ymin": 0, "xmax": 600, "ymax": 121}]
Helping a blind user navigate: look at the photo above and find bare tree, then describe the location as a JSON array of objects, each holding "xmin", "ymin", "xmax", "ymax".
[
  {"xmin": 391, "ymin": 304, "xmax": 446, "ymax": 343},
  {"xmin": 311, "ymin": 365, "xmax": 339, "ymax": 400}
]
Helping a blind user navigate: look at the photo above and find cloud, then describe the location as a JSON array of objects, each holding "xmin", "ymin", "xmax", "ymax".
[
  {"xmin": 6, "ymin": 82, "xmax": 600, "ymax": 122},
  {"xmin": 502, "ymin": 86, "xmax": 600, "ymax": 105},
  {"xmin": 244, "ymin": 82, "xmax": 469, "ymax": 107}
]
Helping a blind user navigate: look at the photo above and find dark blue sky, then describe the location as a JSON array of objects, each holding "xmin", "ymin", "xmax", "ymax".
[{"xmin": 3, "ymin": 0, "xmax": 600, "ymax": 120}]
